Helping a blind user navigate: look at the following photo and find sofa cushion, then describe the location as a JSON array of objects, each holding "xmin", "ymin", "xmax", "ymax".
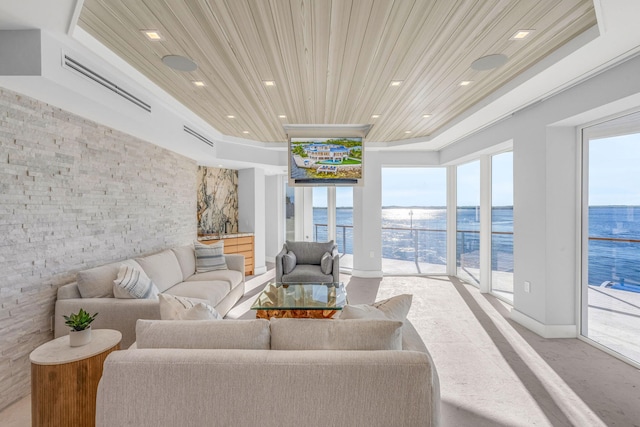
[
  {"xmin": 285, "ymin": 240, "xmax": 335, "ymax": 265},
  {"xmin": 113, "ymin": 260, "xmax": 159, "ymax": 299},
  {"xmin": 340, "ymin": 294, "xmax": 413, "ymax": 322},
  {"xmin": 320, "ymin": 252, "xmax": 333, "ymax": 275},
  {"xmin": 171, "ymin": 245, "xmax": 196, "ymax": 281},
  {"xmin": 136, "ymin": 319, "xmax": 271, "ymax": 349},
  {"xmin": 185, "ymin": 269, "xmax": 243, "ymax": 289},
  {"xmin": 195, "ymin": 241, "xmax": 228, "ymax": 272},
  {"xmin": 158, "ymin": 294, "xmax": 222, "ymax": 320},
  {"xmin": 76, "ymin": 262, "xmax": 121, "ymax": 298},
  {"xmin": 135, "ymin": 250, "xmax": 183, "ymax": 293},
  {"xmin": 166, "ymin": 280, "xmax": 231, "ymax": 307},
  {"xmin": 281, "ymin": 264, "xmax": 334, "ymax": 283},
  {"xmin": 270, "ymin": 318, "xmax": 403, "ymax": 350},
  {"xmin": 282, "ymin": 251, "xmax": 297, "ymax": 274}
]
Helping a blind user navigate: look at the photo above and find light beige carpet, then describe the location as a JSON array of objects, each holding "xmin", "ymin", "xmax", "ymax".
[
  {"xmin": 4, "ymin": 272, "xmax": 639, "ymax": 426},
  {"xmin": 231, "ymin": 273, "xmax": 640, "ymax": 427}
]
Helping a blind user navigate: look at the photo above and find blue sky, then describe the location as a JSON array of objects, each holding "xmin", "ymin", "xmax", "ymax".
[{"xmin": 589, "ymin": 134, "xmax": 640, "ymax": 205}]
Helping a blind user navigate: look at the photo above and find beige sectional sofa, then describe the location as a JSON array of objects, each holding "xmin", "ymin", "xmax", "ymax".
[
  {"xmin": 54, "ymin": 245, "xmax": 245, "ymax": 347},
  {"xmin": 96, "ymin": 318, "xmax": 440, "ymax": 427}
]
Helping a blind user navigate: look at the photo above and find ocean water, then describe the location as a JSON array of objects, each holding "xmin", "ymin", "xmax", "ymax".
[{"xmin": 313, "ymin": 206, "xmax": 640, "ymax": 286}]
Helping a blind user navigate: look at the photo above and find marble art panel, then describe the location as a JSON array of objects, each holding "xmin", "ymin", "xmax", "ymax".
[{"xmin": 197, "ymin": 166, "xmax": 239, "ymax": 234}]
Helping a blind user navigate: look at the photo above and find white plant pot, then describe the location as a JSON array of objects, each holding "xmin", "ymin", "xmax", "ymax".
[{"xmin": 69, "ymin": 326, "xmax": 92, "ymax": 347}]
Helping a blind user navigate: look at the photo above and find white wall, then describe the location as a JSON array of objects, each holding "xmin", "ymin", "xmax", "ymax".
[
  {"xmin": 238, "ymin": 168, "xmax": 267, "ymax": 275},
  {"xmin": 264, "ymin": 175, "xmax": 285, "ymax": 262},
  {"xmin": 440, "ymin": 53, "xmax": 640, "ymax": 337}
]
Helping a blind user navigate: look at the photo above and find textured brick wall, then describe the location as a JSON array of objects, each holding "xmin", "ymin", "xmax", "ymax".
[{"xmin": 0, "ymin": 88, "xmax": 197, "ymax": 410}]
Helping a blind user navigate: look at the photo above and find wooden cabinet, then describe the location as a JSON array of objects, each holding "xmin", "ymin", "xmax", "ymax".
[{"xmin": 200, "ymin": 233, "xmax": 254, "ymax": 276}]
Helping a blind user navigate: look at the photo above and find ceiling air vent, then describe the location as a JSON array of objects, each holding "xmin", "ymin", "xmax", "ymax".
[
  {"xmin": 62, "ymin": 54, "xmax": 151, "ymax": 112},
  {"xmin": 183, "ymin": 125, "xmax": 214, "ymax": 147}
]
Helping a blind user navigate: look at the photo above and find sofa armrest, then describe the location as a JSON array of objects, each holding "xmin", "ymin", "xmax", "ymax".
[
  {"xmin": 275, "ymin": 246, "xmax": 287, "ymax": 282},
  {"xmin": 224, "ymin": 254, "xmax": 245, "ymax": 279},
  {"xmin": 55, "ymin": 298, "xmax": 160, "ymax": 348},
  {"xmin": 57, "ymin": 282, "xmax": 81, "ymax": 300}
]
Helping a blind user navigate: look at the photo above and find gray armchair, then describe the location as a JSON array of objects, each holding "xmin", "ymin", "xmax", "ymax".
[{"xmin": 275, "ymin": 240, "xmax": 340, "ymax": 283}]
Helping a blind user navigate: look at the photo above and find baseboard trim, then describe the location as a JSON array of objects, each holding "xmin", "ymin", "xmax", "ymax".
[
  {"xmin": 510, "ymin": 309, "xmax": 577, "ymax": 338},
  {"xmin": 351, "ymin": 269, "xmax": 383, "ymax": 278},
  {"xmin": 253, "ymin": 265, "xmax": 267, "ymax": 275}
]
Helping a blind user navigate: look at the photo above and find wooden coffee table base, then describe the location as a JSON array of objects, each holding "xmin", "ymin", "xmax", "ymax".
[{"xmin": 255, "ymin": 309, "xmax": 338, "ymax": 319}]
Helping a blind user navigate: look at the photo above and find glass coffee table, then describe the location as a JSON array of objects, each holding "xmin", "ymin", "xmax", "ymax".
[{"xmin": 251, "ymin": 282, "xmax": 347, "ymax": 319}]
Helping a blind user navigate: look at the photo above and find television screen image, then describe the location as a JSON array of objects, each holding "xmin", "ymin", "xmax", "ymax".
[{"xmin": 289, "ymin": 137, "xmax": 363, "ymax": 185}]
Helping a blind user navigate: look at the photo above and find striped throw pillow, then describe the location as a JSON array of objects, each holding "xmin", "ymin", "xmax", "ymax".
[
  {"xmin": 113, "ymin": 261, "xmax": 159, "ymax": 299},
  {"xmin": 158, "ymin": 294, "xmax": 223, "ymax": 320},
  {"xmin": 194, "ymin": 241, "xmax": 228, "ymax": 272}
]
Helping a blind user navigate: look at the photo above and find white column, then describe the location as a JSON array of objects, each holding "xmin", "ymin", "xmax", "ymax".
[
  {"xmin": 446, "ymin": 166, "xmax": 457, "ymax": 276},
  {"xmin": 479, "ymin": 155, "xmax": 492, "ymax": 293}
]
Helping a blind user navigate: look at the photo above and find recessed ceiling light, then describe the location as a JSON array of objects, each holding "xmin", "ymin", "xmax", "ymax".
[
  {"xmin": 422, "ymin": 114, "xmax": 431, "ymax": 118},
  {"xmin": 371, "ymin": 114, "xmax": 380, "ymax": 119},
  {"xmin": 263, "ymin": 80, "xmax": 275, "ymax": 86},
  {"xmin": 141, "ymin": 30, "xmax": 164, "ymax": 41},
  {"xmin": 390, "ymin": 81, "xmax": 403, "ymax": 87},
  {"xmin": 278, "ymin": 115, "xmax": 287, "ymax": 119},
  {"xmin": 404, "ymin": 131, "xmax": 412, "ymax": 134},
  {"xmin": 242, "ymin": 131, "xmax": 250, "ymax": 134},
  {"xmin": 459, "ymin": 81, "xmax": 473, "ymax": 86},
  {"xmin": 192, "ymin": 81, "xmax": 206, "ymax": 87},
  {"xmin": 227, "ymin": 115, "xmax": 235, "ymax": 119},
  {"xmin": 510, "ymin": 29, "xmax": 534, "ymax": 40}
]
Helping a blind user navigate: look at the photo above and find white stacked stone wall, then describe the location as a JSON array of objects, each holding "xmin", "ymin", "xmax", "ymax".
[{"xmin": 0, "ymin": 88, "xmax": 197, "ymax": 410}]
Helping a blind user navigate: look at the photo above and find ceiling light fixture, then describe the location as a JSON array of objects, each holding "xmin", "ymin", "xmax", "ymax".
[
  {"xmin": 510, "ymin": 29, "xmax": 534, "ymax": 40},
  {"xmin": 278, "ymin": 115, "xmax": 287, "ymax": 119},
  {"xmin": 227, "ymin": 115, "xmax": 235, "ymax": 119},
  {"xmin": 390, "ymin": 80, "xmax": 403, "ymax": 87},
  {"xmin": 243, "ymin": 131, "xmax": 250, "ymax": 134},
  {"xmin": 192, "ymin": 81, "xmax": 206, "ymax": 87},
  {"xmin": 404, "ymin": 131, "xmax": 412, "ymax": 134},
  {"xmin": 141, "ymin": 30, "xmax": 164, "ymax": 41},
  {"xmin": 422, "ymin": 114, "xmax": 431, "ymax": 118},
  {"xmin": 263, "ymin": 80, "xmax": 275, "ymax": 86},
  {"xmin": 459, "ymin": 81, "xmax": 472, "ymax": 86},
  {"xmin": 371, "ymin": 114, "xmax": 380, "ymax": 118}
]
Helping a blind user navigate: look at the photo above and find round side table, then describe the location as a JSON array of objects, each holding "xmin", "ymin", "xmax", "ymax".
[{"xmin": 30, "ymin": 329, "xmax": 122, "ymax": 427}]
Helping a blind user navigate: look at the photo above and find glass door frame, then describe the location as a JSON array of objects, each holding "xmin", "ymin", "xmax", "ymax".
[{"xmin": 578, "ymin": 109, "xmax": 640, "ymax": 369}]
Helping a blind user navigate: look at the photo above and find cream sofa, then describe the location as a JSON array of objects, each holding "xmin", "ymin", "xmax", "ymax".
[
  {"xmin": 54, "ymin": 245, "xmax": 245, "ymax": 348},
  {"xmin": 96, "ymin": 318, "xmax": 440, "ymax": 427}
]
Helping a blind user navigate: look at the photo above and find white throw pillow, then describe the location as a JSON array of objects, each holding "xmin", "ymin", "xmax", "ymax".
[
  {"xmin": 194, "ymin": 241, "xmax": 227, "ymax": 272},
  {"xmin": 339, "ymin": 294, "xmax": 413, "ymax": 321},
  {"xmin": 158, "ymin": 293, "xmax": 222, "ymax": 320},
  {"xmin": 113, "ymin": 260, "xmax": 159, "ymax": 299},
  {"xmin": 270, "ymin": 318, "xmax": 403, "ymax": 350}
]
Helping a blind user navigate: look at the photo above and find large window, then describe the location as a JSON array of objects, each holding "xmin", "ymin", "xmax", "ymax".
[
  {"xmin": 491, "ymin": 152, "xmax": 514, "ymax": 301},
  {"xmin": 457, "ymin": 161, "xmax": 481, "ymax": 285},
  {"xmin": 312, "ymin": 187, "xmax": 328, "ymax": 242},
  {"xmin": 381, "ymin": 168, "xmax": 447, "ymax": 275},
  {"xmin": 582, "ymin": 111, "xmax": 640, "ymax": 365}
]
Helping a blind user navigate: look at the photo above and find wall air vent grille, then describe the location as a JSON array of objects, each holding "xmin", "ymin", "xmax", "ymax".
[
  {"xmin": 183, "ymin": 126, "xmax": 214, "ymax": 147},
  {"xmin": 62, "ymin": 54, "xmax": 151, "ymax": 112}
]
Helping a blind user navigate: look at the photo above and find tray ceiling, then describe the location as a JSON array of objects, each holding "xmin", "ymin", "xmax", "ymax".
[{"xmin": 78, "ymin": 0, "xmax": 596, "ymax": 144}]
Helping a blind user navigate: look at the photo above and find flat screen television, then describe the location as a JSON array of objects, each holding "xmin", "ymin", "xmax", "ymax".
[{"xmin": 288, "ymin": 137, "xmax": 363, "ymax": 186}]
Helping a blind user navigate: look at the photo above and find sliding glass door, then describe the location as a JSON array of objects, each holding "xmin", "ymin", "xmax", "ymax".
[
  {"xmin": 457, "ymin": 161, "xmax": 481, "ymax": 285},
  {"xmin": 491, "ymin": 152, "xmax": 514, "ymax": 301},
  {"xmin": 582, "ymin": 111, "xmax": 640, "ymax": 365}
]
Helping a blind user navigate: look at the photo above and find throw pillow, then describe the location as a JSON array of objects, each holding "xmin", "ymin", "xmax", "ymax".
[
  {"xmin": 320, "ymin": 251, "xmax": 333, "ymax": 275},
  {"xmin": 158, "ymin": 293, "xmax": 222, "ymax": 320},
  {"xmin": 194, "ymin": 241, "xmax": 227, "ymax": 273},
  {"xmin": 270, "ymin": 318, "xmax": 403, "ymax": 350},
  {"xmin": 339, "ymin": 294, "xmax": 413, "ymax": 321},
  {"xmin": 135, "ymin": 319, "xmax": 271, "ymax": 349},
  {"xmin": 282, "ymin": 251, "xmax": 297, "ymax": 274},
  {"xmin": 113, "ymin": 260, "xmax": 159, "ymax": 299}
]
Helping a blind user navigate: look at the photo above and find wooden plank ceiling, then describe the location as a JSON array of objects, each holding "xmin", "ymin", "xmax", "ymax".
[{"xmin": 78, "ymin": 0, "xmax": 596, "ymax": 144}]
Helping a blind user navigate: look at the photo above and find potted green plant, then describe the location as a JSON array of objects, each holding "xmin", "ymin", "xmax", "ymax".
[{"xmin": 63, "ymin": 308, "xmax": 98, "ymax": 347}]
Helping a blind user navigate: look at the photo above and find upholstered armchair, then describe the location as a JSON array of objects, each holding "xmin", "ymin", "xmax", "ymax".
[{"xmin": 275, "ymin": 240, "xmax": 340, "ymax": 283}]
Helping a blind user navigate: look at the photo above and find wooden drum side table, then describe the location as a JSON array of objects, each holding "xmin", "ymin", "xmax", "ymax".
[{"xmin": 30, "ymin": 329, "xmax": 122, "ymax": 427}]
